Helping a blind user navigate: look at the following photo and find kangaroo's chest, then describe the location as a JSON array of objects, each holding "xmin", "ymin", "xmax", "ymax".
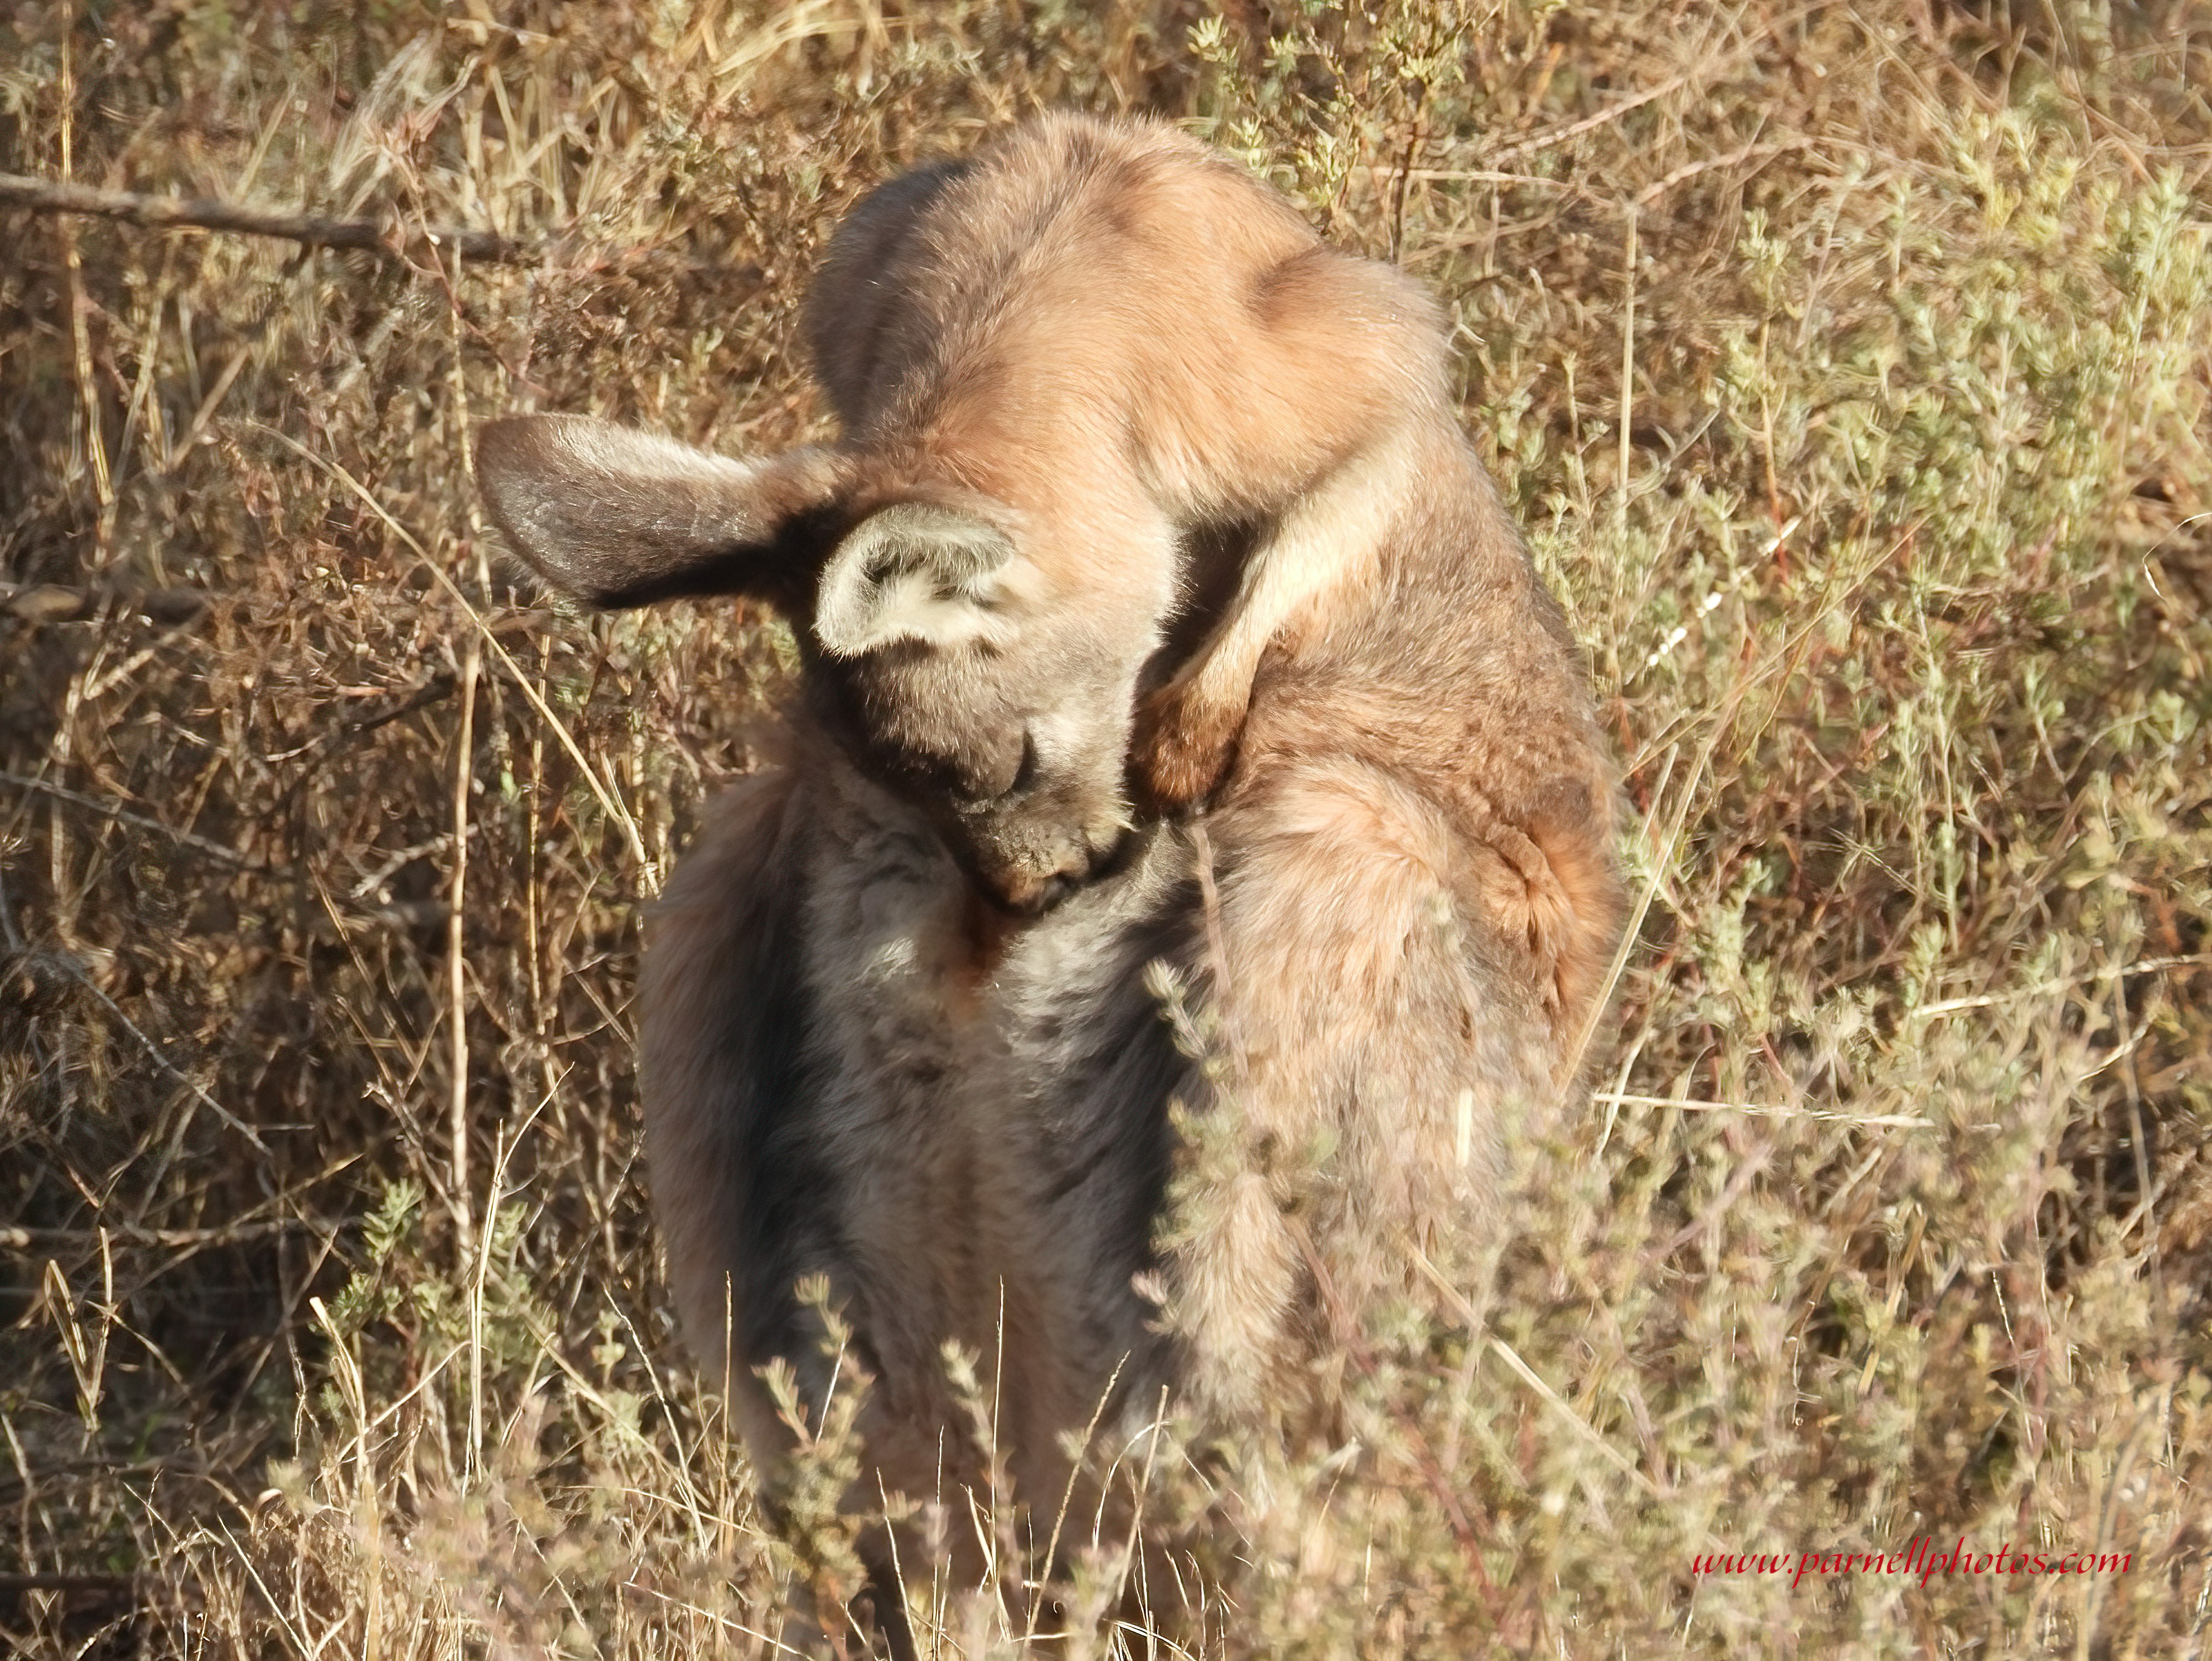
[{"xmin": 792, "ymin": 790, "xmax": 1189, "ymax": 1361}]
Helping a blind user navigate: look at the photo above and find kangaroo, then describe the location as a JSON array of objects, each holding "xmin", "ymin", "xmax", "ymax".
[{"xmin": 477, "ymin": 109, "xmax": 1620, "ymax": 1588}]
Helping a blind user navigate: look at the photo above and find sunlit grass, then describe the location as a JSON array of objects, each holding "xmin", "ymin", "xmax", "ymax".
[{"xmin": 2, "ymin": 2, "xmax": 2207, "ymax": 1655}]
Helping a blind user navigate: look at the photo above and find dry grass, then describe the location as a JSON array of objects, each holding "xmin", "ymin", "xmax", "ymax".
[{"xmin": 3, "ymin": 1, "xmax": 2210, "ymax": 1655}]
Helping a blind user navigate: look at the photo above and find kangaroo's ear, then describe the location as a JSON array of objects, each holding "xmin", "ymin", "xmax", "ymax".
[
  {"xmin": 475, "ymin": 415, "xmax": 849, "ymax": 609},
  {"xmin": 812, "ymin": 501, "xmax": 1021, "ymax": 657}
]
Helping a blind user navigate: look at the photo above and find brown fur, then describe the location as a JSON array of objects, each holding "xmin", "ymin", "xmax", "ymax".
[{"xmin": 476, "ymin": 110, "xmax": 1622, "ymax": 1586}]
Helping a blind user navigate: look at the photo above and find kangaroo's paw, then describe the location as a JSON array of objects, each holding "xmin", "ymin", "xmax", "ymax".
[{"xmin": 1133, "ymin": 679, "xmax": 1245, "ymax": 813}]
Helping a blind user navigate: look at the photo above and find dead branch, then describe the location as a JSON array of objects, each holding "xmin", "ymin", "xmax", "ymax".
[
  {"xmin": 0, "ymin": 1572, "xmax": 141, "ymax": 1595},
  {"xmin": 0, "ymin": 172, "xmax": 528, "ymax": 264},
  {"xmin": 0, "ymin": 172, "xmax": 756, "ymax": 286}
]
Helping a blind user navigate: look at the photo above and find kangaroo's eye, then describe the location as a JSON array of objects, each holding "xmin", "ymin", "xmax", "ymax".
[
  {"xmin": 945, "ymin": 727, "xmax": 1026, "ymax": 807},
  {"xmin": 1008, "ymin": 731, "xmax": 1039, "ymax": 794}
]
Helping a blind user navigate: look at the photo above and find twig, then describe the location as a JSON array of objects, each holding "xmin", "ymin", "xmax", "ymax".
[
  {"xmin": 60, "ymin": 959, "xmax": 273, "ymax": 1156},
  {"xmin": 448, "ymin": 641, "xmax": 480, "ymax": 1273},
  {"xmin": 0, "ymin": 172, "xmax": 530, "ymax": 263},
  {"xmin": 0, "ymin": 172, "xmax": 751, "ymax": 284},
  {"xmin": 0, "ymin": 769, "xmax": 261, "ymax": 869},
  {"xmin": 1286, "ymin": 1218, "xmax": 1505, "ymax": 1620},
  {"xmin": 1616, "ymin": 201, "xmax": 1637, "ymax": 525},
  {"xmin": 618, "ymin": 1580, "xmax": 812, "ymax": 1655},
  {"xmin": 1590, "ymin": 1092, "xmax": 1933, "ymax": 1129},
  {"xmin": 1486, "ymin": 71, "xmax": 1699, "ymax": 164},
  {"xmin": 1634, "ymin": 136, "xmax": 1808, "ymax": 208},
  {"xmin": 0, "ymin": 1572, "xmax": 139, "ymax": 1595},
  {"xmin": 1484, "ymin": 3, "xmax": 1819, "ymax": 166},
  {"xmin": 1, "ymin": 1220, "xmax": 342, "ymax": 1249},
  {"xmin": 56, "ymin": 12, "xmax": 111, "ymax": 521},
  {"xmin": 1485, "ymin": 1332, "xmax": 1664, "ymax": 1500},
  {"xmin": 1407, "ymin": 1245, "xmax": 1747, "ymax": 1559},
  {"xmin": 258, "ymin": 424, "xmax": 655, "ymax": 875}
]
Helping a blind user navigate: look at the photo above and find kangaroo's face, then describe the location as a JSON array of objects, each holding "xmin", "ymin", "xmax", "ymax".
[
  {"xmin": 475, "ymin": 418, "xmax": 1139, "ymax": 914},
  {"xmin": 806, "ymin": 500, "xmax": 1147, "ymax": 911}
]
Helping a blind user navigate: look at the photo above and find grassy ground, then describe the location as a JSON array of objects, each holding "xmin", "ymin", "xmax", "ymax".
[{"xmin": 3, "ymin": 1, "xmax": 2209, "ymax": 1655}]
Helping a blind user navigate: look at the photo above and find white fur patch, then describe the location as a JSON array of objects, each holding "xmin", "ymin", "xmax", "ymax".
[
  {"xmin": 818, "ymin": 565, "xmax": 1015, "ymax": 656},
  {"xmin": 813, "ymin": 502, "xmax": 1023, "ymax": 657}
]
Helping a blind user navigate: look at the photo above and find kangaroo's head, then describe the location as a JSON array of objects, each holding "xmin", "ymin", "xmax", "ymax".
[{"xmin": 475, "ymin": 414, "xmax": 1138, "ymax": 915}]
